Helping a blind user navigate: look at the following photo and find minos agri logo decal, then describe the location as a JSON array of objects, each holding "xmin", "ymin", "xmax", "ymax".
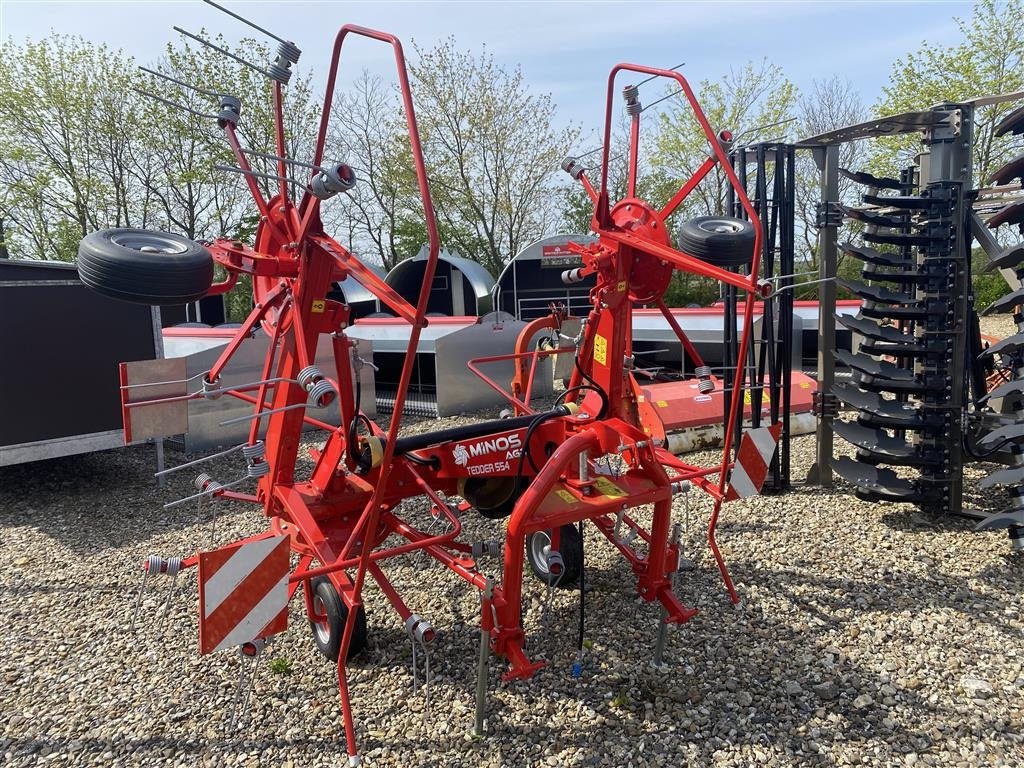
[{"xmin": 452, "ymin": 432, "xmax": 523, "ymax": 473}]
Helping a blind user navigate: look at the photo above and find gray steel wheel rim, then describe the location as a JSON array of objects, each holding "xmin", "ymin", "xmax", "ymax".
[
  {"xmin": 110, "ymin": 231, "xmax": 190, "ymax": 254},
  {"xmin": 699, "ymin": 219, "xmax": 743, "ymax": 235},
  {"xmin": 529, "ymin": 531, "xmax": 552, "ymax": 575},
  {"xmin": 312, "ymin": 594, "xmax": 331, "ymax": 644}
]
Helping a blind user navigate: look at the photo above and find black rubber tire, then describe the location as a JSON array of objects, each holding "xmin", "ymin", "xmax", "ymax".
[
  {"xmin": 526, "ymin": 524, "xmax": 582, "ymax": 588},
  {"xmin": 461, "ymin": 476, "xmax": 523, "ymax": 520},
  {"xmin": 308, "ymin": 577, "xmax": 368, "ymax": 662},
  {"xmin": 677, "ymin": 216, "xmax": 756, "ymax": 267},
  {"xmin": 77, "ymin": 228, "xmax": 214, "ymax": 305}
]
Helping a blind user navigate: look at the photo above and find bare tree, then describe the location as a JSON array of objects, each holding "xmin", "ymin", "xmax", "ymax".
[
  {"xmin": 325, "ymin": 71, "xmax": 419, "ymax": 271},
  {"xmin": 407, "ymin": 39, "xmax": 580, "ymax": 276},
  {"xmin": 795, "ymin": 76, "xmax": 869, "ymax": 269}
]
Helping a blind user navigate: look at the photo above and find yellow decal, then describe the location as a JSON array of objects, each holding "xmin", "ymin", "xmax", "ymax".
[
  {"xmin": 555, "ymin": 489, "xmax": 576, "ymax": 504},
  {"xmin": 616, "ymin": 280, "xmax": 627, "ymax": 293},
  {"xmin": 594, "ymin": 476, "xmax": 627, "ymax": 498},
  {"xmin": 799, "ymin": 381, "xmax": 810, "ymax": 389},
  {"xmin": 657, "ymin": 399, "xmax": 669, "ymax": 408},
  {"xmin": 593, "ymin": 334, "xmax": 608, "ymax": 366},
  {"xmin": 743, "ymin": 391, "xmax": 752, "ymax": 405},
  {"xmin": 311, "ymin": 300, "xmax": 326, "ymax": 313}
]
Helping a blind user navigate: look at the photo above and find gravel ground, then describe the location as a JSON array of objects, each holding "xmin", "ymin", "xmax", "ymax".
[{"xmin": 2, "ymin": 320, "xmax": 1023, "ymax": 767}]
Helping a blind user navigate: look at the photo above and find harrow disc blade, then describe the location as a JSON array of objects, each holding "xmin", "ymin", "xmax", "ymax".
[
  {"xmin": 979, "ymin": 331, "xmax": 1024, "ymax": 358},
  {"xmin": 981, "ymin": 377, "xmax": 1024, "ymax": 404},
  {"xmin": 989, "ymin": 151, "xmax": 1024, "ymax": 185},
  {"xmin": 840, "ymin": 242, "xmax": 913, "ymax": 269},
  {"xmin": 837, "ymin": 277, "xmax": 917, "ymax": 305},
  {"xmin": 974, "ymin": 508, "xmax": 1024, "ymax": 532},
  {"xmin": 860, "ymin": 303, "xmax": 929, "ymax": 322},
  {"xmin": 995, "ymin": 103, "xmax": 1024, "ymax": 137},
  {"xmin": 835, "ymin": 350, "xmax": 915, "ymax": 382},
  {"xmin": 987, "ymin": 199, "xmax": 1024, "ymax": 229},
  {"xmin": 839, "ymin": 168, "xmax": 902, "ymax": 189},
  {"xmin": 833, "ymin": 420, "xmax": 920, "ymax": 462},
  {"xmin": 833, "ymin": 456, "xmax": 922, "ymax": 502},
  {"xmin": 832, "ymin": 383, "xmax": 927, "ymax": 428},
  {"xmin": 982, "ymin": 244, "xmax": 1024, "ymax": 272},
  {"xmin": 839, "ymin": 204, "xmax": 908, "ymax": 229},
  {"xmin": 980, "ymin": 465, "xmax": 1024, "ymax": 490},
  {"xmin": 982, "ymin": 285, "xmax": 1024, "ymax": 316},
  {"xmin": 978, "ymin": 421, "xmax": 1024, "ymax": 448},
  {"xmin": 859, "ymin": 339, "xmax": 930, "ymax": 358},
  {"xmin": 837, "ymin": 313, "xmax": 915, "ymax": 344}
]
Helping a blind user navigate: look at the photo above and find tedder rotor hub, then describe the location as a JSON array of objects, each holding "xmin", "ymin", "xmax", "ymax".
[{"xmin": 610, "ymin": 198, "xmax": 674, "ymax": 303}]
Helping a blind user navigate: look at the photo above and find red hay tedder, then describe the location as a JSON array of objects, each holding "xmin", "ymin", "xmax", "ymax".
[{"xmin": 78, "ymin": 14, "xmax": 778, "ymax": 764}]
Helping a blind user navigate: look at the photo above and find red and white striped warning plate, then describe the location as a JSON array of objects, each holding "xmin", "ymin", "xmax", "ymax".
[
  {"xmin": 198, "ymin": 535, "xmax": 290, "ymax": 655},
  {"xmin": 725, "ymin": 424, "xmax": 782, "ymax": 502}
]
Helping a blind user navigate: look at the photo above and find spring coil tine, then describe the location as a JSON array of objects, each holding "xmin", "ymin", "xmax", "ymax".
[
  {"xmin": 121, "ymin": 370, "xmax": 210, "ymax": 390},
  {"xmin": 164, "ymin": 482, "xmax": 224, "ymax": 510},
  {"xmin": 241, "ymin": 441, "xmax": 266, "ymax": 461},
  {"xmin": 246, "ymin": 460, "xmax": 270, "ymax": 479},
  {"xmin": 276, "ymin": 39, "xmax": 301, "ymax": 64},
  {"xmin": 218, "ymin": 402, "xmax": 308, "ymax": 427},
  {"xmin": 229, "ymin": 639, "xmax": 267, "ymax": 730},
  {"xmin": 296, "ymin": 365, "xmax": 321, "ymax": 389},
  {"xmin": 194, "ymin": 472, "xmax": 224, "ymax": 493},
  {"xmin": 307, "ymin": 377, "xmax": 337, "ymax": 409},
  {"xmin": 202, "ymin": 375, "xmax": 223, "ymax": 400}
]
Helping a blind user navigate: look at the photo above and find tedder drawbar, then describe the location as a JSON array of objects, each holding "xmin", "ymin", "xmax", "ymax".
[{"xmin": 79, "ymin": 5, "xmax": 779, "ymax": 762}]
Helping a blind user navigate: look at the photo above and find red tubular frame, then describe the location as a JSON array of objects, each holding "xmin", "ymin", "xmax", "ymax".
[
  {"xmin": 599, "ymin": 64, "xmax": 763, "ymax": 604},
  {"xmin": 130, "ymin": 26, "xmax": 768, "ymax": 757}
]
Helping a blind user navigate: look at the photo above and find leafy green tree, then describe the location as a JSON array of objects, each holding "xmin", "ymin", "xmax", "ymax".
[
  {"xmin": 872, "ymin": 0, "xmax": 1024, "ymax": 184},
  {"xmin": 0, "ymin": 35, "xmax": 146, "ymax": 259},
  {"xmin": 652, "ymin": 60, "xmax": 797, "ymax": 220}
]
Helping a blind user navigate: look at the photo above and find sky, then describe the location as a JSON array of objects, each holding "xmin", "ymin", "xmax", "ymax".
[{"xmin": 0, "ymin": 0, "xmax": 973, "ymax": 142}]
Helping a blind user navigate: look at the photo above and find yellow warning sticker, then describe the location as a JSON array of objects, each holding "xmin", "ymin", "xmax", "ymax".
[
  {"xmin": 312, "ymin": 300, "xmax": 326, "ymax": 313},
  {"xmin": 799, "ymin": 381, "xmax": 810, "ymax": 389},
  {"xmin": 616, "ymin": 280, "xmax": 627, "ymax": 293},
  {"xmin": 555, "ymin": 489, "xmax": 576, "ymax": 504},
  {"xmin": 593, "ymin": 334, "xmax": 608, "ymax": 366},
  {"xmin": 743, "ymin": 391, "xmax": 752, "ymax": 405},
  {"xmin": 657, "ymin": 399, "xmax": 669, "ymax": 408},
  {"xmin": 594, "ymin": 476, "xmax": 627, "ymax": 498}
]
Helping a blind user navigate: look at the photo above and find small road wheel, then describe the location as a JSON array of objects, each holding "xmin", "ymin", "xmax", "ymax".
[
  {"xmin": 308, "ymin": 576, "xmax": 368, "ymax": 661},
  {"xmin": 526, "ymin": 524, "xmax": 582, "ymax": 588},
  {"xmin": 77, "ymin": 227, "xmax": 214, "ymax": 305},
  {"xmin": 677, "ymin": 216, "xmax": 756, "ymax": 268}
]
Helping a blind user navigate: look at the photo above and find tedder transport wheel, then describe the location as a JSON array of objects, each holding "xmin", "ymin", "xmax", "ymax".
[
  {"xmin": 526, "ymin": 524, "xmax": 582, "ymax": 588},
  {"xmin": 677, "ymin": 215, "xmax": 756, "ymax": 268},
  {"xmin": 77, "ymin": 228, "xmax": 214, "ymax": 305},
  {"xmin": 308, "ymin": 576, "xmax": 368, "ymax": 662},
  {"xmin": 459, "ymin": 476, "xmax": 522, "ymax": 520}
]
